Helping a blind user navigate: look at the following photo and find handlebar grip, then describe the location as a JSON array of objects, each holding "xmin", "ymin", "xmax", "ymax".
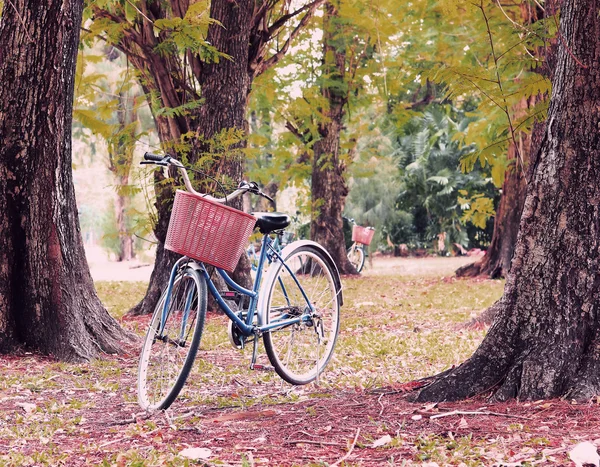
[{"xmin": 144, "ymin": 152, "xmax": 164, "ymax": 162}]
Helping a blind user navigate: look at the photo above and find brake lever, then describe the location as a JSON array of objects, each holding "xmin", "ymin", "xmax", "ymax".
[
  {"xmin": 259, "ymin": 192, "xmax": 275, "ymax": 203},
  {"xmin": 140, "ymin": 161, "xmax": 168, "ymax": 166},
  {"xmin": 238, "ymin": 181, "xmax": 274, "ymax": 202}
]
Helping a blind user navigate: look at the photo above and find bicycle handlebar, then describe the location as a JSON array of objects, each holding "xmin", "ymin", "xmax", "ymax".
[
  {"xmin": 143, "ymin": 152, "xmax": 165, "ymax": 162},
  {"xmin": 142, "ymin": 152, "xmax": 273, "ymax": 204},
  {"xmin": 343, "ymin": 216, "xmax": 375, "ymax": 230}
]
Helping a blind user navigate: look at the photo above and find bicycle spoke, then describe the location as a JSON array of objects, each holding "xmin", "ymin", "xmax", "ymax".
[{"xmin": 263, "ymin": 246, "xmax": 340, "ymax": 385}]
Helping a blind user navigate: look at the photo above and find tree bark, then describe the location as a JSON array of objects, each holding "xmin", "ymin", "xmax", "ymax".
[
  {"xmin": 311, "ymin": 1, "xmax": 358, "ymax": 275},
  {"xmin": 0, "ymin": 0, "xmax": 129, "ymax": 360},
  {"xmin": 416, "ymin": 0, "xmax": 600, "ymax": 402}
]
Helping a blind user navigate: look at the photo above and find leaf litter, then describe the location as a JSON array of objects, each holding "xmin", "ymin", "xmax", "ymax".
[{"xmin": 0, "ymin": 263, "xmax": 598, "ymax": 466}]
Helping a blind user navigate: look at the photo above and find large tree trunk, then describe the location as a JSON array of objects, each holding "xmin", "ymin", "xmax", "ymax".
[
  {"xmin": 193, "ymin": 0, "xmax": 253, "ymax": 293},
  {"xmin": 129, "ymin": 0, "xmax": 253, "ymax": 315},
  {"xmin": 0, "ymin": 0, "xmax": 128, "ymax": 360},
  {"xmin": 311, "ymin": 1, "xmax": 358, "ymax": 275},
  {"xmin": 416, "ymin": 0, "xmax": 600, "ymax": 402}
]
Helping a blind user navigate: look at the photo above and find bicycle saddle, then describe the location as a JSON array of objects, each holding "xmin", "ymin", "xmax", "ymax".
[{"xmin": 253, "ymin": 212, "xmax": 291, "ymax": 234}]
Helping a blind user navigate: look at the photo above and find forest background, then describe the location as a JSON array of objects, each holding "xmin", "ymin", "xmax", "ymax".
[{"xmin": 70, "ymin": 0, "xmax": 549, "ymax": 266}]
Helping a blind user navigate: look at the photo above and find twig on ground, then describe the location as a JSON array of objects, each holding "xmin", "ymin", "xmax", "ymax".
[
  {"xmin": 164, "ymin": 410, "xmax": 176, "ymax": 429},
  {"xmin": 430, "ymin": 410, "xmax": 532, "ymax": 420},
  {"xmin": 377, "ymin": 393, "xmax": 385, "ymax": 416},
  {"xmin": 173, "ymin": 411, "xmax": 196, "ymax": 421},
  {"xmin": 98, "ymin": 438, "xmax": 125, "ymax": 448},
  {"xmin": 107, "ymin": 412, "xmax": 150, "ymax": 426},
  {"xmin": 330, "ymin": 427, "xmax": 361, "ymax": 467},
  {"xmin": 284, "ymin": 439, "xmax": 343, "ymax": 446}
]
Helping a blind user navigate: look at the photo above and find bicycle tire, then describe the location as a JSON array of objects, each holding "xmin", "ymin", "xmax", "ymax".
[
  {"xmin": 262, "ymin": 245, "xmax": 340, "ymax": 385},
  {"xmin": 347, "ymin": 245, "xmax": 365, "ymax": 272},
  {"xmin": 137, "ymin": 267, "xmax": 207, "ymax": 411}
]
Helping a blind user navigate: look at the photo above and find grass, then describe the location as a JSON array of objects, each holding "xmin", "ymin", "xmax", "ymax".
[
  {"xmin": 0, "ymin": 264, "xmax": 507, "ymax": 467},
  {"xmin": 102, "ymin": 271, "xmax": 504, "ymax": 420}
]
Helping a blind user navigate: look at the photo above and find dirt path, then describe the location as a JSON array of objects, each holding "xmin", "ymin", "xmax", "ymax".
[
  {"xmin": 362, "ymin": 255, "xmax": 478, "ymax": 277},
  {"xmin": 87, "ymin": 243, "xmax": 480, "ymax": 282}
]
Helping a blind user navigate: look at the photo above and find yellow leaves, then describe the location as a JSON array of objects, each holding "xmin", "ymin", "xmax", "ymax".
[{"xmin": 458, "ymin": 191, "xmax": 495, "ymax": 229}]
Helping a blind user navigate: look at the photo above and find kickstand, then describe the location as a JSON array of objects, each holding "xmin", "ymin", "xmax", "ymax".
[{"xmin": 249, "ymin": 334, "xmax": 259, "ymax": 370}]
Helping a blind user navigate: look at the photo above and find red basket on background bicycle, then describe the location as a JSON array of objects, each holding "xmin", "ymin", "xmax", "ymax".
[
  {"xmin": 165, "ymin": 190, "xmax": 256, "ymax": 272},
  {"xmin": 351, "ymin": 225, "xmax": 375, "ymax": 246}
]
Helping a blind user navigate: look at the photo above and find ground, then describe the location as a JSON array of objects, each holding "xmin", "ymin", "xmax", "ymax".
[{"xmin": 1, "ymin": 256, "xmax": 598, "ymax": 466}]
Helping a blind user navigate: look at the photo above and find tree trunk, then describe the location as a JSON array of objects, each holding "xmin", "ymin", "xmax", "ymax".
[
  {"xmin": 311, "ymin": 1, "xmax": 358, "ymax": 275},
  {"xmin": 109, "ymin": 90, "xmax": 137, "ymax": 262},
  {"xmin": 114, "ymin": 173, "xmax": 135, "ymax": 262},
  {"xmin": 0, "ymin": 0, "xmax": 129, "ymax": 360},
  {"xmin": 416, "ymin": 0, "xmax": 600, "ymax": 402},
  {"xmin": 128, "ymin": 0, "xmax": 254, "ymax": 315},
  {"xmin": 456, "ymin": 135, "xmax": 528, "ymax": 279}
]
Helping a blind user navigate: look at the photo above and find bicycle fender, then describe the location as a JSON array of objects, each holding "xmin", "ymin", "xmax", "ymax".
[{"xmin": 257, "ymin": 241, "xmax": 344, "ymax": 326}]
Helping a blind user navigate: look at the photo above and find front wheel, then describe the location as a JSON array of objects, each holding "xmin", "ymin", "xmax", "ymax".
[
  {"xmin": 262, "ymin": 245, "xmax": 340, "ymax": 385},
  {"xmin": 347, "ymin": 244, "xmax": 365, "ymax": 272},
  {"xmin": 137, "ymin": 267, "xmax": 207, "ymax": 411}
]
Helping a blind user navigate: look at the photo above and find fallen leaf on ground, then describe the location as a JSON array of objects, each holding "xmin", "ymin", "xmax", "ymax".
[
  {"xmin": 569, "ymin": 441, "xmax": 599, "ymax": 467},
  {"xmin": 178, "ymin": 447, "xmax": 212, "ymax": 460},
  {"xmin": 421, "ymin": 402, "xmax": 438, "ymax": 411},
  {"xmin": 16, "ymin": 402, "xmax": 36, "ymax": 414},
  {"xmin": 371, "ymin": 434, "xmax": 392, "ymax": 448}
]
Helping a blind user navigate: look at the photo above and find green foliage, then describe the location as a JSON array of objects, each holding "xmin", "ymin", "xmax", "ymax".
[
  {"xmin": 155, "ymin": 99, "xmax": 204, "ymax": 119},
  {"xmin": 417, "ymin": 0, "xmax": 554, "ymax": 181},
  {"xmin": 246, "ymin": 0, "xmax": 405, "ymax": 234},
  {"xmin": 389, "ymin": 105, "xmax": 497, "ymax": 251},
  {"xmin": 73, "ymin": 41, "xmax": 154, "ymax": 259},
  {"xmin": 458, "ymin": 190, "xmax": 496, "ymax": 229}
]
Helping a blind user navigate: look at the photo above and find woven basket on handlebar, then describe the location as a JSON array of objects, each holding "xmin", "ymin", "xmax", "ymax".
[
  {"xmin": 165, "ymin": 190, "xmax": 256, "ymax": 272},
  {"xmin": 351, "ymin": 225, "xmax": 375, "ymax": 246}
]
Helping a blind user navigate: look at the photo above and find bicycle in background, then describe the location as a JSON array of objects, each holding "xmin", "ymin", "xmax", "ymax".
[
  {"xmin": 346, "ymin": 218, "xmax": 375, "ymax": 273},
  {"xmin": 137, "ymin": 153, "xmax": 343, "ymax": 411}
]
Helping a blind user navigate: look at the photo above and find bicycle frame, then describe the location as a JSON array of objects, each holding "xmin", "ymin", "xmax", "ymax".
[{"xmin": 160, "ymin": 232, "xmax": 313, "ymax": 339}]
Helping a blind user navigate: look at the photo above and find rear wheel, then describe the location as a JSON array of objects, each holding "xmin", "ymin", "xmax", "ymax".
[
  {"xmin": 347, "ymin": 244, "xmax": 365, "ymax": 272},
  {"xmin": 137, "ymin": 267, "xmax": 207, "ymax": 411},
  {"xmin": 262, "ymin": 246, "xmax": 340, "ymax": 385}
]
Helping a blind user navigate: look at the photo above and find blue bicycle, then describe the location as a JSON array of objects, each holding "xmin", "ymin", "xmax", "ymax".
[{"xmin": 137, "ymin": 153, "xmax": 343, "ymax": 411}]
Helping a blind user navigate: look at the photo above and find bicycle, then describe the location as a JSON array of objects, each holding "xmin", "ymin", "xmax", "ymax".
[
  {"xmin": 346, "ymin": 218, "xmax": 375, "ymax": 273},
  {"xmin": 137, "ymin": 153, "xmax": 343, "ymax": 411}
]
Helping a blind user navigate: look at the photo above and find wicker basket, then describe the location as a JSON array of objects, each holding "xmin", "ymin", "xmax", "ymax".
[
  {"xmin": 351, "ymin": 225, "xmax": 375, "ymax": 246},
  {"xmin": 165, "ymin": 190, "xmax": 256, "ymax": 272}
]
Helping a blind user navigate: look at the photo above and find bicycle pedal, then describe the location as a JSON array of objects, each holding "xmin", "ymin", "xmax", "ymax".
[
  {"xmin": 220, "ymin": 290, "xmax": 247, "ymax": 307},
  {"xmin": 251, "ymin": 364, "xmax": 274, "ymax": 372}
]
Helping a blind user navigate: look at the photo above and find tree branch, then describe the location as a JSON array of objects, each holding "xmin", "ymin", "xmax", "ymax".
[
  {"xmin": 266, "ymin": 0, "xmax": 324, "ymax": 37},
  {"xmin": 252, "ymin": 0, "xmax": 323, "ymax": 77}
]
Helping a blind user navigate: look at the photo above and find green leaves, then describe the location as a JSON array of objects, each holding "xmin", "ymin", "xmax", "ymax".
[
  {"xmin": 419, "ymin": 0, "xmax": 554, "ymax": 183},
  {"xmin": 155, "ymin": 99, "xmax": 204, "ymax": 118},
  {"xmin": 458, "ymin": 190, "xmax": 495, "ymax": 229}
]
